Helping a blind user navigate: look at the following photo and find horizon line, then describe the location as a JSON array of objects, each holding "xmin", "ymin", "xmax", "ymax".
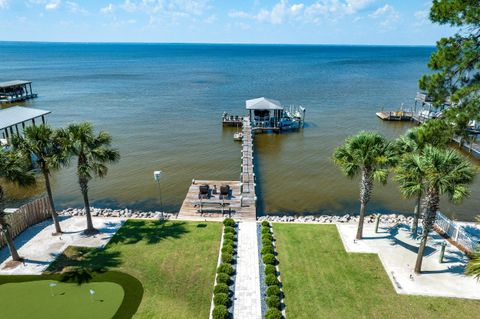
[{"xmin": 0, "ymin": 40, "xmax": 437, "ymax": 47}]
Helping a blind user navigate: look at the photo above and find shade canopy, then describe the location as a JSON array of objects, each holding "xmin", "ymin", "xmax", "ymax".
[
  {"xmin": 0, "ymin": 106, "xmax": 50, "ymax": 130},
  {"xmin": 245, "ymin": 97, "xmax": 283, "ymax": 110},
  {"xmin": 0, "ymin": 80, "xmax": 32, "ymax": 89}
]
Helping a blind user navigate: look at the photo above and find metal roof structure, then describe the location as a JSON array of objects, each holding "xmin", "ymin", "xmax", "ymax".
[
  {"xmin": 0, "ymin": 80, "xmax": 32, "ymax": 89},
  {"xmin": 0, "ymin": 106, "xmax": 50, "ymax": 130},
  {"xmin": 245, "ymin": 97, "xmax": 283, "ymax": 110}
]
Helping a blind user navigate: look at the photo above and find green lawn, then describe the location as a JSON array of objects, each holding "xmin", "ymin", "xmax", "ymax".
[
  {"xmin": 274, "ymin": 224, "xmax": 480, "ymax": 319},
  {"xmin": 47, "ymin": 220, "xmax": 222, "ymax": 319}
]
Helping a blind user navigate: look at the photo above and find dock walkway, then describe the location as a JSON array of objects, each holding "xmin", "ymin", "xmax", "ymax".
[{"xmin": 233, "ymin": 221, "xmax": 262, "ymax": 319}]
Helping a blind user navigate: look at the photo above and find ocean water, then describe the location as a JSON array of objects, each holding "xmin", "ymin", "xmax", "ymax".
[{"xmin": 1, "ymin": 42, "xmax": 478, "ymax": 220}]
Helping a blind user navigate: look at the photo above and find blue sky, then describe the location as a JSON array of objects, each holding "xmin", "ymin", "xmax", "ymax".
[{"xmin": 0, "ymin": 0, "xmax": 454, "ymax": 44}]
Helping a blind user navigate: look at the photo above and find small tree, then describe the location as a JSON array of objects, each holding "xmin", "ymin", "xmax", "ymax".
[
  {"xmin": 0, "ymin": 149, "xmax": 35, "ymax": 261},
  {"xmin": 12, "ymin": 124, "xmax": 66, "ymax": 234},
  {"xmin": 59, "ymin": 122, "xmax": 120, "ymax": 234},
  {"xmin": 333, "ymin": 131, "xmax": 396, "ymax": 240}
]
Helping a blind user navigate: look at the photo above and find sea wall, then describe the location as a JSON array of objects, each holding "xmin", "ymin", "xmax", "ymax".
[{"xmin": 58, "ymin": 207, "xmax": 173, "ymax": 219}]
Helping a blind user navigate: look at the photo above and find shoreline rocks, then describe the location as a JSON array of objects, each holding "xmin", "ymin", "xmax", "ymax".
[
  {"xmin": 257, "ymin": 213, "xmax": 414, "ymax": 225},
  {"xmin": 58, "ymin": 207, "xmax": 173, "ymax": 220}
]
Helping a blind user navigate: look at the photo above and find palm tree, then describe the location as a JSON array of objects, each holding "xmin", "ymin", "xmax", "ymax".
[
  {"xmin": 0, "ymin": 149, "xmax": 35, "ymax": 261},
  {"xmin": 395, "ymin": 129, "xmax": 424, "ymax": 235},
  {"xmin": 412, "ymin": 146, "xmax": 476, "ymax": 274},
  {"xmin": 466, "ymin": 216, "xmax": 480, "ymax": 280},
  {"xmin": 12, "ymin": 124, "xmax": 65, "ymax": 234},
  {"xmin": 60, "ymin": 122, "xmax": 120, "ymax": 234},
  {"xmin": 333, "ymin": 131, "xmax": 396, "ymax": 240}
]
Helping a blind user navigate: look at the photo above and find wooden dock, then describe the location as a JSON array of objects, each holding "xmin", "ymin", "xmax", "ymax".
[
  {"xmin": 178, "ymin": 117, "xmax": 257, "ymax": 220},
  {"xmin": 376, "ymin": 111, "xmax": 413, "ymax": 121}
]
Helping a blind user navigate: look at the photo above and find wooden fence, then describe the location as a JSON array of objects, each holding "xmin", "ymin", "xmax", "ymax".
[{"xmin": 0, "ymin": 196, "xmax": 52, "ymax": 248}]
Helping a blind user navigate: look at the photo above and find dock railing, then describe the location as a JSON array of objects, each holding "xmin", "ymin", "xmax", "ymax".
[{"xmin": 435, "ymin": 211, "xmax": 478, "ymax": 254}]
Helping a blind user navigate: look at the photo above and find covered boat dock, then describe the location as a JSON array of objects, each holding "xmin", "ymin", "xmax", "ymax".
[
  {"xmin": 0, "ymin": 106, "xmax": 50, "ymax": 140},
  {"xmin": 0, "ymin": 80, "xmax": 38, "ymax": 104}
]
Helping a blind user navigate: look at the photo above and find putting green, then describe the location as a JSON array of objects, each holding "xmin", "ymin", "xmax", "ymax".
[{"xmin": 0, "ymin": 280, "xmax": 124, "ymax": 319}]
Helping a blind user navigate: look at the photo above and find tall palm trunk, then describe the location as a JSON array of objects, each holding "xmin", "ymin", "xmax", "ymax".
[
  {"xmin": 412, "ymin": 193, "xmax": 421, "ymax": 235},
  {"xmin": 80, "ymin": 178, "xmax": 95, "ymax": 233},
  {"xmin": 43, "ymin": 169, "xmax": 62, "ymax": 234},
  {"xmin": 0, "ymin": 186, "xmax": 22, "ymax": 261},
  {"xmin": 357, "ymin": 168, "xmax": 372, "ymax": 240},
  {"xmin": 414, "ymin": 190, "xmax": 439, "ymax": 274}
]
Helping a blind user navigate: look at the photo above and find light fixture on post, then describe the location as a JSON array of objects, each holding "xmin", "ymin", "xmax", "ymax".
[{"xmin": 154, "ymin": 170, "xmax": 164, "ymax": 219}]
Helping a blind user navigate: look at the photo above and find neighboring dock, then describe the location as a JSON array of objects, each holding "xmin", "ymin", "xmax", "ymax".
[{"xmin": 0, "ymin": 80, "xmax": 38, "ymax": 104}]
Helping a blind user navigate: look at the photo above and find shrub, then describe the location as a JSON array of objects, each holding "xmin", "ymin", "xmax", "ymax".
[
  {"xmin": 266, "ymin": 285, "xmax": 281, "ymax": 297},
  {"xmin": 222, "ymin": 253, "xmax": 233, "ymax": 264},
  {"xmin": 214, "ymin": 293, "xmax": 230, "ymax": 307},
  {"xmin": 223, "ymin": 218, "xmax": 235, "ymax": 227},
  {"xmin": 265, "ymin": 264, "xmax": 277, "ymax": 276},
  {"xmin": 214, "ymin": 283, "xmax": 230, "ymax": 295},
  {"xmin": 224, "ymin": 226, "xmax": 235, "ymax": 234},
  {"xmin": 223, "ymin": 233, "xmax": 235, "ymax": 241},
  {"xmin": 222, "ymin": 245, "xmax": 234, "ymax": 255},
  {"xmin": 265, "ymin": 308, "xmax": 282, "ymax": 319},
  {"xmin": 217, "ymin": 263, "xmax": 233, "ymax": 275},
  {"xmin": 261, "ymin": 227, "xmax": 271, "ymax": 235},
  {"xmin": 262, "ymin": 238, "xmax": 273, "ymax": 247},
  {"xmin": 266, "ymin": 295, "xmax": 281, "ymax": 309},
  {"xmin": 262, "ymin": 233, "xmax": 273, "ymax": 241},
  {"xmin": 261, "ymin": 220, "xmax": 270, "ymax": 227},
  {"xmin": 212, "ymin": 305, "xmax": 229, "ymax": 319},
  {"xmin": 263, "ymin": 254, "xmax": 277, "ymax": 265},
  {"xmin": 265, "ymin": 274, "xmax": 279, "ymax": 286},
  {"xmin": 223, "ymin": 239, "xmax": 235, "ymax": 248},
  {"xmin": 261, "ymin": 245, "xmax": 275, "ymax": 255},
  {"xmin": 216, "ymin": 273, "xmax": 231, "ymax": 285}
]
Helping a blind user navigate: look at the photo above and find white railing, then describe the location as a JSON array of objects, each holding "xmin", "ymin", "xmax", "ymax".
[{"xmin": 435, "ymin": 212, "xmax": 478, "ymax": 253}]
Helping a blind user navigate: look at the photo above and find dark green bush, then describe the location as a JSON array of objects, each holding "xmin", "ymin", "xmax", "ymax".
[
  {"xmin": 214, "ymin": 292, "xmax": 230, "ymax": 307},
  {"xmin": 262, "ymin": 238, "xmax": 273, "ymax": 247},
  {"xmin": 262, "ymin": 232, "xmax": 273, "ymax": 241},
  {"xmin": 224, "ymin": 226, "xmax": 235, "ymax": 234},
  {"xmin": 266, "ymin": 295, "xmax": 281, "ymax": 309},
  {"xmin": 261, "ymin": 227, "xmax": 271, "ymax": 234},
  {"xmin": 261, "ymin": 220, "xmax": 270, "ymax": 227},
  {"xmin": 265, "ymin": 264, "xmax": 277, "ymax": 276},
  {"xmin": 265, "ymin": 274, "xmax": 279, "ymax": 286},
  {"xmin": 223, "ymin": 218, "xmax": 235, "ymax": 227},
  {"xmin": 222, "ymin": 245, "xmax": 234, "ymax": 255},
  {"xmin": 223, "ymin": 233, "xmax": 235, "ymax": 241},
  {"xmin": 265, "ymin": 308, "xmax": 282, "ymax": 319},
  {"xmin": 216, "ymin": 273, "xmax": 231, "ymax": 285},
  {"xmin": 222, "ymin": 253, "xmax": 233, "ymax": 264},
  {"xmin": 212, "ymin": 305, "xmax": 229, "ymax": 319},
  {"xmin": 217, "ymin": 263, "xmax": 233, "ymax": 275},
  {"xmin": 263, "ymin": 254, "xmax": 277, "ymax": 265},
  {"xmin": 261, "ymin": 245, "xmax": 275, "ymax": 255},
  {"xmin": 214, "ymin": 283, "xmax": 230, "ymax": 295},
  {"xmin": 223, "ymin": 239, "xmax": 235, "ymax": 248},
  {"xmin": 266, "ymin": 285, "xmax": 281, "ymax": 297}
]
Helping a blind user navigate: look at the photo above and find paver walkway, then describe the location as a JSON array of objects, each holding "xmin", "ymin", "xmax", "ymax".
[{"xmin": 233, "ymin": 221, "xmax": 262, "ymax": 319}]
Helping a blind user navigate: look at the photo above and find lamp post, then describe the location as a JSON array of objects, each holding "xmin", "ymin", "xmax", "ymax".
[{"xmin": 154, "ymin": 171, "xmax": 163, "ymax": 219}]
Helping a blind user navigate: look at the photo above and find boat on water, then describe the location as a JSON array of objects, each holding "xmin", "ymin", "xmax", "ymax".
[{"xmin": 233, "ymin": 132, "xmax": 243, "ymax": 141}]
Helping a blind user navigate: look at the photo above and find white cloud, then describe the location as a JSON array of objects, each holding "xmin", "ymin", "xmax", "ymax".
[
  {"xmin": 0, "ymin": 0, "xmax": 8, "ymax": 9},
  {"xmin": 45, "ymin": 0, "xmax": 60, "ymax": 10},
  {"xmin": 369, "ymin": 4, "xmax": 400, "ymax": 27},
  {"xmin": 101, "ymin": 3, "xmax": 114, "ymax": 14},
  {"xmin": 414, "ymin": 9, "xmax": 429, "ymax": 26},
  {"xmin": 229, "ymin": 0, "xmax": 305, "ymax": 25},
  {"xmin": 65, "ymin": 1, "xmax": 87, "ymax": 14}
]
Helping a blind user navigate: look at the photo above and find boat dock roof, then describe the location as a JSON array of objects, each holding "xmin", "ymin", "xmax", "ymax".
[
  {"xmin": 0, "ymin": 106, "xmax": 50, "ymax": 130},
  {"xmin": 0, "ymin": 80, "xmax": 32, "ymax": 89},
  {"xmin": 246, "ymin": 97, "xmax": 283, "ymax": 110}
]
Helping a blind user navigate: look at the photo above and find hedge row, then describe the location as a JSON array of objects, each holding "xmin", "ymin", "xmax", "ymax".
[
  {"xmin": 260, "ymin": 221, "xmax": 284, "ymax": 319},
  {"xmin": 212, "ymin": 218, "xmax": 237, "ymax": 319}
]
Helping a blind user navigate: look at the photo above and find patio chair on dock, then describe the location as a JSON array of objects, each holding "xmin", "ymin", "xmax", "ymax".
[
  {"xmin": 219, "ymin": 185, "xmax": 230, "ymax": 199},
  {"xmin": 198, "ymin": 184, "xmax": 210, "ymax": 199}
]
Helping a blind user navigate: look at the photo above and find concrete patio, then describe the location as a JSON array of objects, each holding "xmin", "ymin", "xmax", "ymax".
[
  {"xmin": 337, "ymin": 222, "xmax": 480, "ymax": 299},
  {"xmin": 0, "ymin": 216, "xmax": 124, "ymax": 275}
]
